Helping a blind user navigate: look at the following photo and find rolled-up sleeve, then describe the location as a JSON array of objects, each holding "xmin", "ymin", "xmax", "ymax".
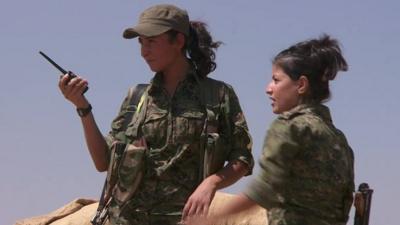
[{"xmin": 244, "ymin": 119, "xmax": 300, "ymax": 209}]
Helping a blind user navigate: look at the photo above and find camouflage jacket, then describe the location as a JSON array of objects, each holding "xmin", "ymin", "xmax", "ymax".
[
  {"xmin": 104, "ymin": 69, "xmax": 253, "ymax": 222},
  {"xmin": 245, "ymin": 104, "xmax": 354, "ymax": 225}
]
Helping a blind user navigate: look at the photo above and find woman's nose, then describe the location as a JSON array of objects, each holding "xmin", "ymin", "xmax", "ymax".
[{"xmin": 266, "ymin": 82, "xmax": 273, "ymax": 95}]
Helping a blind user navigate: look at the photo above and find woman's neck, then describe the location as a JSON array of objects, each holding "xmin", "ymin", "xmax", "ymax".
[{"xmin": 162, "ymin": 58, "xmax": 190, "ymax": 96}]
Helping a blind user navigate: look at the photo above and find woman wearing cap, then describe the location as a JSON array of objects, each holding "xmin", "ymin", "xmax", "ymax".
[
  {"xmin": 58, "ymin": 4, "xmax": 253, "ymax": 225},
  {"xmin": 187, "ymin": 35, "xmax": 355, "ymax": 225}
]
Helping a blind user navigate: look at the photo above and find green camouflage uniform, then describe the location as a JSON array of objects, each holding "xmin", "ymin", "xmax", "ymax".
[
  {"xmin": 105, "ymin": 69, "xmax": 254, "ymax": 225},
  {"xmin": 244, "ymin": 104, "xmax": 354, "ymax": 225}
]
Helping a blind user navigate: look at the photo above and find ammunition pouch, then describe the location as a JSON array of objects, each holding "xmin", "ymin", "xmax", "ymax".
[{"xmin": 91, "ymin": 142, "xmax": 146, "ymax": 225}]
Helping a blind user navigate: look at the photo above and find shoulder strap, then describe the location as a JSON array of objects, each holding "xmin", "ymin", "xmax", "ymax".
[
  {"xmin": 127, "ymin": 83, "xmax": 149, "ymax": 110},
  {"xmin": 124, "ymin": 83, "xmax": 150, "ymax": 139}
]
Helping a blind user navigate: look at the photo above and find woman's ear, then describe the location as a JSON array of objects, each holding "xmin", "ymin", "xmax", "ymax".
[
  {"xmin": 297, "ymin": 75, "xmax": 309, "ymax": 95},
  {"xmin": 176, "ymin": 33, "xmax": 186, "ymax": 50}
]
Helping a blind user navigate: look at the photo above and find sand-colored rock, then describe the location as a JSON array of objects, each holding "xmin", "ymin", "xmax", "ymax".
[{"xmin": 15, "ymin": 192, "xmax": 268, "ymax": 225}]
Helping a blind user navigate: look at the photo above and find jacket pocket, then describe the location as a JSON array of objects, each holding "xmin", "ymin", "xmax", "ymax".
[
  {"xmin": 175, "ymin": 111, "xmax": 205, "ymax": 142},
  {"xmin": 141, "ymin": 109, "xmax": 167, "ymax": 144}
]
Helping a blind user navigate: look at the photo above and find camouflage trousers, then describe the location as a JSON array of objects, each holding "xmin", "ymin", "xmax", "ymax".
[{"xmin": 107, "ymin": 211, "xmax": 183, "ymax": 225}]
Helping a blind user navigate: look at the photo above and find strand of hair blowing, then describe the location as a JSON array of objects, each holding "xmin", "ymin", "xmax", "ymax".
[
  {"xmin": 309, "ymin": 34, "xmax": 348, "ymax": 82},
  {"xmin": 187, "ymin": 21, "xmax": 222, "ymax": 77},
  {"xmin": 308, "ymin": 35, "xmax": 348, "ymax": 102}
]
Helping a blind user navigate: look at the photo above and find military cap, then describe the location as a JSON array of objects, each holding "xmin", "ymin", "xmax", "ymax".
[{"xmin": 123, "ymin": 4, "xmax": 189, "ymax": 39}]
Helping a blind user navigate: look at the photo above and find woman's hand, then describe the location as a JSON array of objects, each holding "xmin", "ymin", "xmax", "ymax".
[
  {"xmin": 58, "ymin": 73, "xmax": 89, "ymax": 108},
  {"xmin": 182, "ymin": 177, "xmax": 217, "ymax": 221},
  {"xmin": 182, "ymin": 160, "xmax": 249, "ymax": 222}
]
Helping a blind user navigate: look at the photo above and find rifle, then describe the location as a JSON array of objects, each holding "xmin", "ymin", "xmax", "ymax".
[
  {"xmin": 39, "ymin": 51, "xmax": 88, "ymax": 94},
  {"xmin": 354, "ymin": 183, "xmax": 373, "ymax": 225}
]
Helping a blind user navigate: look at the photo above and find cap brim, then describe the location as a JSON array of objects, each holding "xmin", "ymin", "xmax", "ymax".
[{"xmin": 123, "ymin": 23, "xmax": 172, "ymax": 39}]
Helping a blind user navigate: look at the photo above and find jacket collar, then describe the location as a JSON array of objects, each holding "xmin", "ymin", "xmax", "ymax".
[
  {"xmin": 280, "ymin": 103, "xmax": 333, "ymax": 123},
  {"xmin": 148, "ymin": 65, "xmax": 203, "ymax": 95}
]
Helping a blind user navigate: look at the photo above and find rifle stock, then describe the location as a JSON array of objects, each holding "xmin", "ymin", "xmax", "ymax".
[{"xmin": 354, "ymin": 183, "xmax": 373, "ymax": 225}]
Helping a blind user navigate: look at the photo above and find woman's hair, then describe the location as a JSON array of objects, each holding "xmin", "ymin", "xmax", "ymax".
[
  {"xmin": 273, "ymin": 34, "xmax": 348, "ymax": 103},
  {"xmin": 167, "ymin": 21, "xmax": 222, "ymax": 77}
]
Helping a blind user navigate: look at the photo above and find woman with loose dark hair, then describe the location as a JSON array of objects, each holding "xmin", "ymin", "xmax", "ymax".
[
  {"xmin": 58, "ymin": 4, "xmax": 253, "ymax": 225},
  {"xmin": 188, "ymin": 35, "xmax": 354, "ymax": 225}
]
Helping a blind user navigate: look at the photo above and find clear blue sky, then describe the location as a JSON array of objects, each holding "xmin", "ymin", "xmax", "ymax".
[{"xmin": 1, "ymin": 1, "xmax": 399, "ymax": 224}]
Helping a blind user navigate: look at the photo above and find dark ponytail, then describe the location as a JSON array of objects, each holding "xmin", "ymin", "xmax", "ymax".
[
  {"xmin": 273, "ymin": 34, "xmax": 348, "ymax": 103},
  {"xmin": 186, "ymin": 21, "xmax": 222, "ymax": 78}
]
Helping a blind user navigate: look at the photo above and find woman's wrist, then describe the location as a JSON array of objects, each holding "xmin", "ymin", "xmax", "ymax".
[
  {"xmin": 74, "ymin": 98, "xmax": 90, "ymax": 109},
  {"xmin": 203, "ymin": 174, "xmax": 221, "ymax": 190},
  {"xmin": 76, "ymin": 104, "xmax": 92, "ymax": 117}
]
